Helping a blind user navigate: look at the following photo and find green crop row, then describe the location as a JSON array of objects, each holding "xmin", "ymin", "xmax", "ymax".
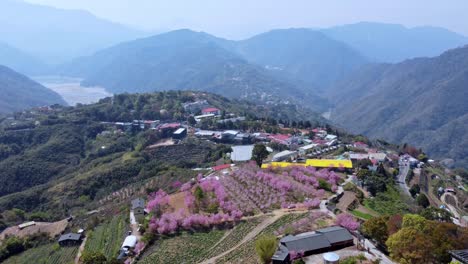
[{"xmin": 4, "ymin": 243, "xmax": 78, "ymax": 264}]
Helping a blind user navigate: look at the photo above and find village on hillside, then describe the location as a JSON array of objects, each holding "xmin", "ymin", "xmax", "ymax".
[{"xmin": 1, "ymin": 100, "xmax": 467, "ymax": 264}]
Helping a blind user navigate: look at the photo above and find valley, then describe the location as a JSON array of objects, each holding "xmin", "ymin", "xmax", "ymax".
[{"xmin": 0, "ymin": 1, "xmax": 467, "ymax": 263}]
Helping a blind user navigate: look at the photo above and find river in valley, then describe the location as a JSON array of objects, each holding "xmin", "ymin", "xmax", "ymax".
[{"xmin": 33, "ymin": 76, "xmax": 112, "ymax": 106}]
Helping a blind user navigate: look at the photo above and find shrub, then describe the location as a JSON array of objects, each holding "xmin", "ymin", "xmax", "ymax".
[{"xmin": 255, "ymin": 235, "xmax": 278, "ymax": 264}]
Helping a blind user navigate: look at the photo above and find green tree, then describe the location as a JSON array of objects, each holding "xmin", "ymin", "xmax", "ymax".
[
  {"xmin": 409, "ymin": 184, "xmax": 420, "ymax": 197},
  {"xmin": 188, "ymin": 116, "xmax": 196, "ymax": 126},
  {"xmin": 386, "ymin": 228, "xmax": 431, "ymax": 264},
  {"xmin": 361, "ymin": 216, "xmax": 389, "ymax": 245},
  {"xmin": 416, "ymin": 194, "xmax": 430, "ymax": 208},
  {"xmin": 419, "ymin": 207, "xmax": 451, "ymax": 222},
  {"xmin": 251, "ymin": 144, "xmax": 269, "ymax": 167},
  {"xmin": 255, "ymin": 235, "xmax": 278, "ymax": 264},
  {"xmin": 356, "ymin": 169, "xmax": 371, "ymax": 181},
  {"xmin": 402, "ymin": 214, "xmax": 427, "ymax": 231}
]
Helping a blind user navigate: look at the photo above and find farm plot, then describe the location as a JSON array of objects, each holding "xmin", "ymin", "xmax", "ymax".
[
  {"xmin": 84, "ymin": 214, "xmax": 128, "ymax": 260},
  {"xmin": 139, "ymin": 229, "xmax": 226, "ymax": 264},
  {"xmin": 202, "ymin": 217, "xmax": 266, "ymax": 260},
  {"xmin": 216, "ymin": 213, "xmax": 308, "ymax": 264},
  {"xmin": 220, "ymin": 164, "xmax": 336, "ymax": 215},
  {"xmin": 3, "ymin": 243, "xmax": 77, "ymax": 264}
]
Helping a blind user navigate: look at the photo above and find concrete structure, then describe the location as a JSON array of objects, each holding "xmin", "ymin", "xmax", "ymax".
[
  {"xmin": 323, "ymin": 252, "xmax": 340, "ymax": 264},
  {"xmin": 230, "ymin": 145, "xmax": 254, "ymax": 162}
]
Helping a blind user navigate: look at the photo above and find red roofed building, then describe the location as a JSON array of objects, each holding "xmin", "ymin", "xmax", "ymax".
[
  {"xmin": 268, "ymin": 134, "xmax": 292, "ymax": 145},
  {"xmin": 159, "ymin": 123, "xmax": 180, "ymax": 130},
  {"xmin": 353, "ymin": 142, "xmax": 369, "ymax": 149},
  {"xmin": 212, "ymin": 164, "xmax": 231, "ymax": 171},
  {"xmin": 202, "ymin": 107, "xmax": 221, "ymax": 115}
]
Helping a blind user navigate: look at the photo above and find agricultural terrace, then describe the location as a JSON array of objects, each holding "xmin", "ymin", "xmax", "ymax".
[
  {"xmin": 3, "ymin": 243, "xmax": 78, "ymax": 264},
  {"xmin": 146, "ymin": 163, "xmax": 342, "ymax": 235},
  {"xmin": 84, "ymin": 214, "xmax": 127, "ymax": 260}
]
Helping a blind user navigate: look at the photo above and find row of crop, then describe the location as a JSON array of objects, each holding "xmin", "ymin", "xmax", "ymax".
[
  {"xmin": 201, "ymin": 217, "xmax": 266, "ymax": 260},
  {"xmin": 84, "ymin": 214, "xmax": 127, "ymax": 260},
  {"xmin": 139, "ymin": 230, "xmax": 226, "ymax": 264},
  {"xmin": 216, "ymin": 213, "xmax": 308, "ymax": 264},
  {"xmin": 4, "ymin": 243, "xmax": 78, "ymax": 264}
]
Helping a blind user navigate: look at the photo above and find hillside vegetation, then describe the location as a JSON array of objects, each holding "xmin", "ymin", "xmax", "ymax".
[
  {"xmin": 331, "ymin": 46, "xmax": 468, "ymax": 168},
  {"xmin": 0, "ymin": 65, "xmax": 66, "ymax": 114},
  {"xmin": 0, "ymin": 91, "xmax": 323, "ymax": 219}
]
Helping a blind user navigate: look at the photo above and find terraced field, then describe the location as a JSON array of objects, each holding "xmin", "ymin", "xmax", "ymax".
[
  {"xmin": 139, "ymin": 230, "xmax": 226, "ymax": 264},
  {"xmin": 217, "ymin": 213, "xmax": 308, "ymax": 264},
  {"xmin": 84, "ymin": 214, "xmax": 128, "ymax": 260},
  {"xmin": 3, "ymin": 243, "xmax": 78, "ymax": 264},
  {"xmin": 202, "ymin": 217, "xmax": 266, "ymax": 260}
]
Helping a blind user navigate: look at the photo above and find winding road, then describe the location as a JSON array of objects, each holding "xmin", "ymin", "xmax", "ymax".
[{"xmin": 397, "ymin": 157, "xmax": 411, "ymax": 196}]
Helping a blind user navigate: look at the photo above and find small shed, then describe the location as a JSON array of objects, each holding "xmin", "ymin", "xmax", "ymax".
[
  {"xmin": 18, "ymin": 221, "xmax": 36, "ymax": 230},
  {"xmin": 132, "ymin": 198, "xmax": 146, "ymax": 222},
  {"xmin": 173, "ymin": 128, "xmax": 187, "ymax": 139},
  {"xmin": 58, "ymin": 233, "xmax": 82, "ymax": 246}
]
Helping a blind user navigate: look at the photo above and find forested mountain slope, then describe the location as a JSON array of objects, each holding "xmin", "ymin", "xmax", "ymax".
[
  {"xmin": 0, "ymin": 65, "xmax": 66, "ymax": 113},
  {"xmin": 59, "ymin": 29, "xmax": 329, "ymax": 111},
  {"xmin": 331, "ymin": 46, "xmax": 468, "ymax": 167}
]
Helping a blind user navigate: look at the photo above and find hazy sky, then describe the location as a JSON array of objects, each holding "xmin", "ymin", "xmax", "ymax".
[{"xmin": 24, "ymin": 0, "xmax": 468, "ymax": 39}]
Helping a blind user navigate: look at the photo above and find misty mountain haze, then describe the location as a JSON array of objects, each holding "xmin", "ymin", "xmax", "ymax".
[
  {"xmin": 0, "ymin": 1, "xmax": 468, "ymax": 264},
  {"xmin": 322, "ymin": 22, "xmax": 468, "ymax": 62},
  {"xmin": 0, "ymin": 0, "xmax": 146, "ymax": 64}
]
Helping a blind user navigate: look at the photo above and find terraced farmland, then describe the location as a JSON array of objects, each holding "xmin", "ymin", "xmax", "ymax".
[
  {"xmin": 3, "ymin": 243, "xmax": 78, "ymax": 264},
  {"xmin": 202, "ymin": 217, "xmax": 266, "ymax": 260},
  {"xmin": 139, "ymin": 230, "xmax": 226, "ymax": 264},
  {"xmin": 84, "ymin": 214, "xmax": 128, "ymax": 260}
]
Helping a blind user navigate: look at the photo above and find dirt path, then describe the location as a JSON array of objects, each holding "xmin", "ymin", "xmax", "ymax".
[
  {"xmin": 74, "ymin": 236, "xmax": 87, "ymax": 264},
  {"xmin": 199, "ymin": 212, "xmax": 285, "ymax": 264}
]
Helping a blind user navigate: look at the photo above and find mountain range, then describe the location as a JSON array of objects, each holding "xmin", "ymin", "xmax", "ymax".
[
  {"xmin": 331, "ymin": 45, "xmax": 468, "ymax": 167},
  {"xmin": 0, "ymin": 42, "xmax": 47, "ymax": 75},
  {"xmin": 59, "ymin": 29, "xmax": 331, "ymax": 112},
  {"xmin": 0, "ymin": 0, "xmax": 146, "ymax": 64},
  {"xmin": 322, "ymin": 22, "xmax": 468, "ymax": 63},
  {"xmin": 0, "ymin": 65, "xmax": 66, "ymax": 114}
]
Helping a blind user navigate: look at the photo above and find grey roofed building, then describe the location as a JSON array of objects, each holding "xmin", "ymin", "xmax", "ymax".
[
  {"xmin": 316, "ymin": 226, "xmax": 354, "ymax": 245},
  {"xmin": 273, "ymin": 226, "xmax": 354, "ymax": 263},
  {"xmin": 280, "ymin": 233, "xmax": 331, "ymax": 252},
  {"xmin": 450, "ymin": 250, "xmax": 468, "ymax": 264},
  {"xmin": 132, "ymin": 198, "xmax": 145, "ymax": 210},
  {"xmin": 58, "ymin": 233, "xmax": 81, "ymax": 242}
]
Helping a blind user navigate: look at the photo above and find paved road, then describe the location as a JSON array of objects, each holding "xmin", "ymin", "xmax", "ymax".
[
  {"xmin": 397, "ymin": 158, "xmax": 411, "ymax": 196},
  {"xmin": 441, "ymin": 193, "xmax": 461, "ymax": 226}
]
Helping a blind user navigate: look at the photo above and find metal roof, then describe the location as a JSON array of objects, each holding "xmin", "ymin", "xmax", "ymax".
[
  {"xmin": 58, "ymin": 233, "xmax": 81, "ymax": 242},
  {"xmin": 280, "ymin": 233, "xmax": 331, "ymax": 252},
  {"xmin": 230, "ymin": 145, "xmax": 254, "ymax": 161},
  {"xmin": 450, "ymin": 250, "xmax": 468, "ymax": 264},
  {"xmin": 132, "ymin": 198, "xmax": 145, "ymax": 209},
  {"xmin": 316, "ymin": 226, "xmax": 353, "ymax": 244}
]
